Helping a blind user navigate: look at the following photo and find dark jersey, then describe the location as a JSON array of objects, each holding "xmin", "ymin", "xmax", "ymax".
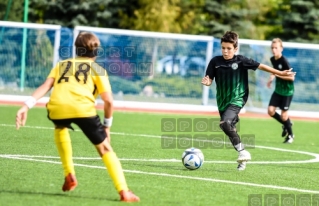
[
  {"xmin": 205, "ymin": 55, "xmax": 260, "ymax": 111},
  {"xmin": 270, "ymin": 56, "xmax": 294, "ymax": 96}
]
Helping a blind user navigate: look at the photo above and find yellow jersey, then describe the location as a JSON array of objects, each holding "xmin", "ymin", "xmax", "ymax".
[{"xmin": 47, "ymin": 57, "xmax": 112, "ymax": 119}]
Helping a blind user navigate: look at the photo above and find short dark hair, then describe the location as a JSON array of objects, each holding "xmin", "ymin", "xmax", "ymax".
[
  {"xmin": 75, "ymin": 32, "xmax": 100, "ymax": 57},
  {"xmin": 221, "ymin": 31, "xmax": 239, "ymax": 48}
]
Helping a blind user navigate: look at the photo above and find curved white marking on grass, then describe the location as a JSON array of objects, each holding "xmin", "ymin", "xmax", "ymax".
[
  {"xmin": 1, "ymin": 123, "xmax": 319, "ymax": 164},
  {"xmin": 1, "ymin": 154, "xmax": 319, "ymax": 165},
  {"xmin": 1, "ymin": 155, "xmax": 319, "ymax": 194},
  {"xmin": 112, "ymin": 132, "xmax": 319, "ymax": 164}
]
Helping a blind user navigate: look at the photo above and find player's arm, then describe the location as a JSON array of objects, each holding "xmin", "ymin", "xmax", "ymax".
[
  {"xmin": 275, "ymin": 73, "xmax": 295, "ymax": 81},
  {"xmin": 201, "ymin": 59, "xmax": 215, "ymax": 86},
  {"xmin": 258, "ymin": 64, "xmax": 295, "ymax": 76},
  {"xmin": 92, "ymin": 66, "xmax": 113, "ymax": 142},
  {"xmin": 267, "ymin": 74, "xmax": 275, "ymax": 88},
  {"xmin": 100, "ymin": 92, "xmax": 113, "ymax": 121},
  {"xmin": 201, "ymin": 75, "xmax": 212, "ymax": 86},
  {"xmin": 92, "ymin": 64, "xmax": 114, "ymax": 133},
  {"xmin": 29, "ymin": 78, "xmax": 55, "ymax": 100},
  {"xmin": 23, "ymin": 74, "xmax": 55, "ymax": 109},
  {"xmin": 276, "ymin": 58, "xmax": 295, "ymax": 81},
  {"xmin": 16, "ymin": 77, "xmax": 55, "ymax": 129}
]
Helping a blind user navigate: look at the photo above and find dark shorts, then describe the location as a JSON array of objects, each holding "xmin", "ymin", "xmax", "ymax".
[
  {"xmin": 48, "ymin": 115, "xmax": 107, "ymax": 145},
  {"xmin": 268, "ymin": 92, "xmax": 293, "ymax": 111},
  {"xmin": 219, "ymin": 104, "xmax": 241, "ymax": 129}
]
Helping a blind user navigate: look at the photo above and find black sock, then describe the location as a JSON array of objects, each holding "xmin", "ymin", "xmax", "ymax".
[
  {"xmin": 283, "ymin": 119, "xmax": 293, "ymax": 136},
  {"xmin": 271, "ymin": 112, "xmax": 284, "ymax": 124}
]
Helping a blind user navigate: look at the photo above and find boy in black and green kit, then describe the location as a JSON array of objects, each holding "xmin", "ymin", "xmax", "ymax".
[
  {"xmin": 267, "ymin": 38, "xmax": 295, "ymax": 144},
  {"xmin": 202, "ymin": 32, "xmax": 295, "ymax": 170}
]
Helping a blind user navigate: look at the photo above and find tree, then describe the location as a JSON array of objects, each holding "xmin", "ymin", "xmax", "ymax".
[
  {"xmin": 198, "ymin": 0, "xmax": 280, "ymax": 39},
  {"xmin": 266, "ymin": 0, "xmax": 319, "ymax": 43},
  {"xmin": 119, "ymin": 0, "xmax": 203, "ymax": 33},
  {"xmin": 0, "ymin": 0, "xmax": 24, "ymax": 22},
  {"xmin": 120, "ymin": 0, "xmax": 182, "ymax": 33},
  {"xmin": 28, "ymin": 0, "xmax": 116, "ymax": 28}
]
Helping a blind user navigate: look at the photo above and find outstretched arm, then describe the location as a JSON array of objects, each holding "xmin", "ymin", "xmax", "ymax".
[
  {"xmin": 275, "ymin": 74, "xmax": 295, "ymax": 81},
  {"xmin": 258, "ymin": 64, "xmax": 295, "ymax": 76},
  {"xmin": 16, "ymin": 78, "xmax": 54, "ymax": 129}
]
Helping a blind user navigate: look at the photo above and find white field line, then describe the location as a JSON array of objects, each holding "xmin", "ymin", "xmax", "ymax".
[
  {"xmin": 1, "ymin": 123, "xmax": 319, "ymax": 164},
  {"xmin": 1, "ymin": 154, "xmax": 319, "ymax": 165},
  {"xmin": 1, "ymin": 155, "xmax": 319, "ymax": 194}
]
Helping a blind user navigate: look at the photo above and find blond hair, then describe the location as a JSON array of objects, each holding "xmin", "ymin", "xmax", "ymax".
[{"xmin": 272, "ymin": 38, "xmax": 283, "ymax": 48}]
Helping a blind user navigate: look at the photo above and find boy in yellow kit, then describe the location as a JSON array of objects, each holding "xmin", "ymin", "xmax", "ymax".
[{"xmin": 15, "ymin": 32, "xmax": 139, "ymax": 202}]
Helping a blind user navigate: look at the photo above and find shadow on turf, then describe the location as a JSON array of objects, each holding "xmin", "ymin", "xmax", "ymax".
[{"xmin": 0, "ymin": 189, "xmax": 118, "ymax": 202}]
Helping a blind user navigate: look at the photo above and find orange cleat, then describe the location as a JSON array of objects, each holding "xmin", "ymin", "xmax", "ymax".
[
  {"xmin": 119, "ymin": 190, "xmax": 140, "ymax": 202},
  {"xmin": 62, "ymin": 173, "xmax": 77, "ymax": 192}
]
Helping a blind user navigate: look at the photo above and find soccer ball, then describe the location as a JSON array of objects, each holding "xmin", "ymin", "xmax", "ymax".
[{"xmin": 181, "ymin": 148, "xmax": 204, "ymax": 170}]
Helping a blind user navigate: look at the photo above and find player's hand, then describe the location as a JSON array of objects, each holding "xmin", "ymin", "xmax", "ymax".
[
  {"xmin": 16, "ymin": 105, "xmax": 29, "ymax": 130},
  {"xmin": 266, "ymin": 80, "xmax": 272, "ymax": 88},
  {"xmin": 281, "ymin": 68, "xmax": 296, "ymax": 76},
  {"xmin": 201, "ymin": 75, "xmax": 212, "ymax": 86},
  {"xmin": 104, "ymin": 127, "xmax": 111, "ymax": 143}
]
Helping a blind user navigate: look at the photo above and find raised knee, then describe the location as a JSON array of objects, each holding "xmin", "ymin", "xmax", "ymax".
[{"xmin": 268, "ymin": 109, "xmax": 275, "ymax": 116}]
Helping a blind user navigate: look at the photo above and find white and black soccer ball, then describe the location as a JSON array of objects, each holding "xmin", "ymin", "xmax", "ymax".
[{"xmin": 181, "ymin": 148, "xmax": 204, "ymax": 170}]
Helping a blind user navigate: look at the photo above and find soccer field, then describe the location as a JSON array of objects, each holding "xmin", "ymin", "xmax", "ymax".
[{"xmin": 0, "ymin": 105, "xmax": 319, "ymax": 206}]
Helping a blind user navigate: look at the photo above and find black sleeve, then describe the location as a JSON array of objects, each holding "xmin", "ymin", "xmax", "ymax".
[
  {"xmin": 240, "ymin": 55, "xmax": 260, "ymax": 71},
  {"xmin": 282, "ymin": 56, "xmax": 291, "ymax": 70},
  {"xmin": 270, "ymin": 57, "xmax": 275, "ymax": 67},
  {"xmin": 205, "ymin": 57, "xmax": 216, "ymax": 81}
]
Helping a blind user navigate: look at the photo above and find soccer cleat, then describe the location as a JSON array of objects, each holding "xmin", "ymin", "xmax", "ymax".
[
  {"xmin": 119, "ymin": 190, "xmax": 140, "ymax": 202},
  {"xmin": 237, "ymin": 150, "xmax": 251, "ymax": 171},
  {"xmin": 62, "ymin": 173, "xmax": 77, "ymax": 192},
  {"xmin": 237, "ymin": 161, "xmax": 247, "ymax": 171},
  {"xmin": 237, "ymin": 150, "xmax": 251, "ymax": 163},
  {"xmin": 283, "ymin": 135, "xmax": 294, "ymax": 144}
]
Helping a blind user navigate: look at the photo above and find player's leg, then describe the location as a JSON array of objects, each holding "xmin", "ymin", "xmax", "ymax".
[
  {"xmin": 268, "ymin": 92, "xmax": 285, "ymax": 124},
  {"xmin": 230, "ymin": 115, "xmax": 239, "ymax": 131},
  {"xmin": 51, "ymin": 119, "xmax": 77, "ymax": 192},
  {"xmin": 268, "ymin": 92, "xmax": 288, "ymax": 137},
  {"xmin": 74, "ymin": 116, "xmax": 139, "ymax": 202},
  {"xmin": 219, "ymin": 105, "xmax": 251, "ymax": 170},
  {"xmin": 280, "ymin": 95, "xmax": 294, "ymax": 143},
  {"xmin": 268, "ymin": 105, "xmax": 283, "ymax": 123},
  {"xmin": 219, "ymin": 105, "xmax": 243, "ymax": 151}
]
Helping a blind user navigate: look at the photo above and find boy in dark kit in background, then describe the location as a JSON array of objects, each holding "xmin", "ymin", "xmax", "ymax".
[
  {"xmin": 201, "ymin": 31, "xmax": 295, "ymax": 170},
  {"xmin": 267, "ymin": 38, "xmax": 295, "ymax": 144}
]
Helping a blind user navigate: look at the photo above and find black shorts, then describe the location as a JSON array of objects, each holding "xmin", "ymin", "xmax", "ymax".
[
  {"xmin": 219, "ymin": 104, "xmax": 241, "ymax": 130},
  {"xmin": 48, "ymin": 115, "xmax": 107, "ymax": 145},
  {"xmin": 268, "ymin": 92, "xmax": 293, "ymax": 111}
]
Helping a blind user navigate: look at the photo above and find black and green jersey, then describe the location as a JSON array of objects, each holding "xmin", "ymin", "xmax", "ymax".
[
  {"xmin": 270, "ymin": 56, "xmax": 294, "ymax": 96},
  {"xmin": 205, "ymin": 55, "xmax": 260, "ymax": 112}
]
